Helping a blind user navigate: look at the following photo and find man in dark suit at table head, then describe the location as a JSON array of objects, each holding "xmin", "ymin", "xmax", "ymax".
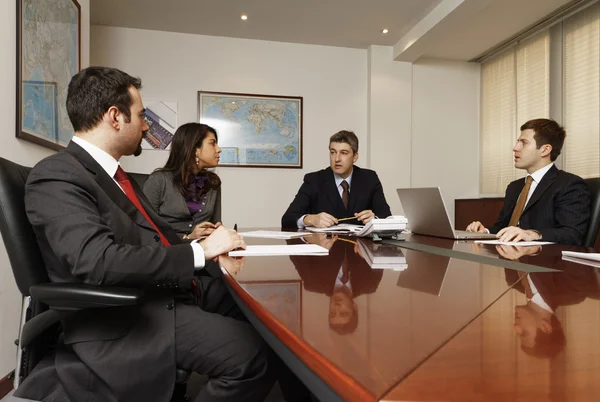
[
  {"xmin": 281, "ymin": 130, "xmax": 391, "ymax": 229},
  {"xmin": 466, "ymin": 118, "xmax": 590, "ymax": 245},
  {"xmin": 15, "ymin": 66, "xmax": 312, "ymax": 402}
]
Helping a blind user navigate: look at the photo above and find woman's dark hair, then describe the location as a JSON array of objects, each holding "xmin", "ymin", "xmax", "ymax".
[{"xmin": 158, "ymin": 123, "xmax": 221, "ymax": 198}]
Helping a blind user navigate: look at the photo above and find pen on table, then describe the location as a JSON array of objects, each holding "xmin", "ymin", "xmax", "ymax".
[{"xmin": 233, "ymin": 223, "xmax": 238, "ymax": 232}]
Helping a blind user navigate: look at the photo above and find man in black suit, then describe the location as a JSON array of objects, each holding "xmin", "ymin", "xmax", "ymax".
[
  {"xmin": 290, "ymin": 235, "xmax": 383, "ymax": 334},
  {"xmin": 467, "ymin": 119, "xmax": 590, "ymax": 245},
  {"xmin": 15, "ymin": 67, "xmax": 306, "ymax": 402},
  {"xmin": 281, "ymin": 130, "xmax": 391, "ymax": 228}
]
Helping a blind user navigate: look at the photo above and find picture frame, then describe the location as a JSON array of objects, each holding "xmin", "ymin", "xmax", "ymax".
[
  {"xmin": 198, "ymin": 91, "xmax": 303, "ymax": 168},
  {"xmin": 16, "ymin": 0, "xmax": 81, "ymax": 150},
  {"xmin": 241, "ymin": 280, "xmax": 302, "ymax": 336}
]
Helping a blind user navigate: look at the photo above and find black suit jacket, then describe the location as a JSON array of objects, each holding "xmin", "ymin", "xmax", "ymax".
[
  {"xmin": 19, "ymin": 141, "xmax": 208, "ymax": 401},
  {"xmin": 505, "ymin": 267, "xmax": 599, "ymax": 311},
  {"xmin": 281, "ymin": 166, "xmax": 391, "ymax": 228},
  {"xmin": 489, "ymin": 165, "xmax": 590, "ymax": 245},
  {"xmin": 290, "ymin": 240, "xmax": 383, "ymax": 297}
]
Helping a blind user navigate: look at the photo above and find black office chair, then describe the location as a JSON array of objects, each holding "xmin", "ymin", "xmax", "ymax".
[
  {"xmin": 583, "ymin": 177, "xmax": 600, "ymax": 248},
  {"xmin": 0, "ymin": 157, "xmax": 189, "ymax": 401}
]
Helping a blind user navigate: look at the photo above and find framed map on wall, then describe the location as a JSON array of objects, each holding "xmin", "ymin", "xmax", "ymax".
[
  {"xmin": 198, "ymin": 91, "xmax": 303, "ymax": 168},
  {"xmin": 16, "ymin": 0, "xmax": 81, "ymax": 150}
]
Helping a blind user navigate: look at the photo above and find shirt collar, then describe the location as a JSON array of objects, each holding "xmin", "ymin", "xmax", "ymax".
[
  {"xmin": 528, "ymin": 163, "xmax": 554, "ymax": 184},
  {"xmin": 334, "ymin": 169, "xmax": 353, "ymax": 189},
  {"xmin": 72, "ymin": 136, "xmax": 120, "ymax": 178}
]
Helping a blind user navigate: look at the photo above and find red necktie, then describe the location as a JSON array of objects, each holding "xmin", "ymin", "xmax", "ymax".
[{"xmin": 114, "ymin": 166, "xmax": 171, "ymax": 246}]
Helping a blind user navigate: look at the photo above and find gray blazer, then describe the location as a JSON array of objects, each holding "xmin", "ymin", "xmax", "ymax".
[{"xmin": 143, "ymin": 170, "xmax": 221, "ymax": 234}]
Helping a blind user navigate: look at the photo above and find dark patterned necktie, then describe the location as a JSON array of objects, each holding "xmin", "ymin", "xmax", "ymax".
[{"xmin": 341, "ymin": 180, "xmax": 349, "ymax": 209}]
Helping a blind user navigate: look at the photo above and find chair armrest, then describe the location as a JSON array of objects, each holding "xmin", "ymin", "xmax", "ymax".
[{"xmin": 30, "ymin": 283, "xmax": 144, "ymax": 310}]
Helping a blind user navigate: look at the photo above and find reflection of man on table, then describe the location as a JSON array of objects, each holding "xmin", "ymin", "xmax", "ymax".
[
  {"xmin": 289, "ymin": 235, "xmax": 382, "ymax": 334},
  {"xmin": 505, "ymin": 266, "xmax": 599, "ymax": 357}
]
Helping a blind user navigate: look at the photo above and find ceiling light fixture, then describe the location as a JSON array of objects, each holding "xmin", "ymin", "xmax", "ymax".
[
  {"xmin": 382, "ymin": 28, "xmax": 389, "ymax": 34},
  {"xmin": 241, "ymin": 14, "xmax": 248, "ymax": 20}
]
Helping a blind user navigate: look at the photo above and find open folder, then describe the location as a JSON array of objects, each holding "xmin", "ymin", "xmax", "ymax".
[{"xmin": 306, "ymin": 216, "xmax": 407, "ymax": 237}]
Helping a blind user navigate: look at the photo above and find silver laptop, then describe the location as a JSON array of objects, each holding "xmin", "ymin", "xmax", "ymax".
[{"xmin": 396, "ymin": 187, "xmax": 497, "ymax": 240}]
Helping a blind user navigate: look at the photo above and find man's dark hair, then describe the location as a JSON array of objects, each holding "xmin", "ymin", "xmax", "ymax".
[
  {"xmin": 66, "ymin": 66, "xmax": 142, "ymax": 132},
  {"xmin": 520, "ymin": 119, "xmax": 566, "ymax": 161},
  {"xmin": 521, "ymin": 314, "xmax": 566, "ymax": 358},
  {"xmin": 329, "ymin": 130, "xmax": 359, "ymax": 154}
]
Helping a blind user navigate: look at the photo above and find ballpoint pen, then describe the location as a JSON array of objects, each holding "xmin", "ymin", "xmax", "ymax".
[
  {"xmin": 233, "ymin": 223, "xmax": 238, "ymax": 231},
  {"xmin": 337, "ymin": 216, "xmax": 356, "ymax": 222}
]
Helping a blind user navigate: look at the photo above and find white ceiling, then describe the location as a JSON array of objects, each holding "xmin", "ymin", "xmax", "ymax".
[
  {"xmin": 90, "ymin": 0, "xmax": 444, "ymax": 49},
  {"xmin": 91, "ymin": 0, "xmax": 579, "ymax": 61}
]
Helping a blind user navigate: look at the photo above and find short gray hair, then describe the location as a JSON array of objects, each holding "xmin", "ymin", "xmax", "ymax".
[{"xmin": 329, "ymin": 130, "xmax": 358, "ymax": 153}]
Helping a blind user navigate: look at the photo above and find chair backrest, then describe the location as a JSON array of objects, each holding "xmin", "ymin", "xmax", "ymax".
[
  {"xmin": 584, "ymin": 177, "xmax": 600, "ymax": 248},
  {"xmin": 0, "ymin": 158, "xmax": 49, "ymax": 296},
  {"xmin": 128, "ymin": 172, "xmax": 150, "ymax": 189}
]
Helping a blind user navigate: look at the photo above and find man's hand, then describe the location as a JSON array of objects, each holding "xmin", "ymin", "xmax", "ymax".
[
  {"xmin": 200, "ymin": 226, "xmax": 246, "ymax": 260},
  {"xmin": 188, "ymin": 221, "xmax": 218, "ymax": 240},
  {"xmin": 466, "ymin": 221, "xmax": 487, "ymax": 233},
  {"xmin": 304, "ymin": 213, "xmax": 338, "ymax": 228},
  {"xmin": 217, "ymin": 255, "xmax": 246, "ymax": 276},
  {"xmin": 496, "ymin": 226, "xmax": 541, "ymax": 242},
  {"xmin": 355, "ymin": 210, "xmax": 375, "ymax": 224},
  {"xmin": 496, "ymin": 244, "xmax": 542, "ymax": 260}
]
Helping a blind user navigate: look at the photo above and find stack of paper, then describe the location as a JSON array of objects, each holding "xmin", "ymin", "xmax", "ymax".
[
  {"xmin": 229, "ymin": 244, "xmax": 329, "ymax": 257},
  {"xmin": 306, "ymin": 217, "xmax": 408, "ymax": 237},
  {"xmin": 562, "ymin": 251, "xmax": 600, "ymax": 268},
  {"xmin": 238, "ymin": 230, "xmax": 311, "ymax": 239}
]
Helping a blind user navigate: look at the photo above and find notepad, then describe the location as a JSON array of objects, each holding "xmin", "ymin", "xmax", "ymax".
[
  {"xmin": 238, "ymin": 231, "xmax": 311, "ymax": 239},
  {"xmin": 228, "ymin": 244, "xmax": 329, "ymax": 257}
]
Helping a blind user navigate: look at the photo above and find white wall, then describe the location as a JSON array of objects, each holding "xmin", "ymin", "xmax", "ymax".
[
  {"xmin": 0, "ymin": 0, "xmax": 90, "ymax": 379},
  {"xmin": 411, "ymin": 58, "xmax": 480, "ymax": 225},
  {"xmin": 367, "ymin": 46, "xmax": 413, "ymax": 215},
  {"xmin": 91, "ymin": 26, "xmax": 368, "ymax": 228}
]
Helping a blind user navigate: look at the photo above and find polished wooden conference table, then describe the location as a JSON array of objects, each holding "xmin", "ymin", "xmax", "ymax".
[{"xmin": 219, "ymin": 230, "xmax": 600, "ymax": 402}]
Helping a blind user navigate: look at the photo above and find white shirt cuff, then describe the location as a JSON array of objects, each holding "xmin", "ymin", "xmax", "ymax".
[
  {"xmin": 297, "ymin": 215, "xmax": 307, "ymax": 228},
  {"xmin": 190, "ymin": 240, "xmax": 205, "ymax": 268}
]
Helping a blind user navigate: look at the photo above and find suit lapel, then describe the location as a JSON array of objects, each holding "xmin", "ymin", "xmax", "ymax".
[
  {"xmin": 346, "ymin": 166, "xmax": 360, "ymax": 214},
  {"xmin": 322, "ymin": 168, "xmax": 346, "ymax": 216},
  {"xmin": 523, "ymin": 165, "xmax": 558, "ymax": 214},
  {"xmin": 129, "ymin": 178, "xmax": 182, "ymax": 244},
  {"xmin": 65, "ymin": 142, "xmax": 156, "ymax": 233}
]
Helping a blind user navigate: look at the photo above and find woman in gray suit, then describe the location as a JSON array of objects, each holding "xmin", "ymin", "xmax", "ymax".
[{"xmin": 144, "ymin": 123, "xmax": 222, "ymax": 240}]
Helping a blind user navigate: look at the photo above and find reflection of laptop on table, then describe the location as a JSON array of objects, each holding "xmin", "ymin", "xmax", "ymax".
[
  {"xmin": 396, "ymin": 187, "xmax": 497, "ymax": 240},
  {"xmin": 396, "ymin": 250, "xmax": 449, "ymax": 296}
]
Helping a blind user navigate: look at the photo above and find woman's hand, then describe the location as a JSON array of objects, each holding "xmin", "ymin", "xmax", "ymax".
[{"xmin": 188, "ymin": 222, "xmax": 218, "ymax": 240}]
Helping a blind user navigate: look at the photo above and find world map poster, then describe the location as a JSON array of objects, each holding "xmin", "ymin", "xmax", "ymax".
[{"xmin": 198, "ymin": 92, "xmax": 303, "ymax": 168}]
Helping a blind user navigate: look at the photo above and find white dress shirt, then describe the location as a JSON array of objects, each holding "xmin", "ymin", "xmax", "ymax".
[
  {"xmin": 524, "ymin": 163, "xmax": 554, "ymax": 208},
  {"xmin": 334, "ymin": 265, "xmax": 353, "ymax": 294},
  {"xmin": 72, "ymin": 136, "xmax": 205, "ymax": 268},
  {"xmin": 297, "ymin": 170, "xmax": 354, "ymax": 228},
  {"xmin": 527, "ymin": 275, "xmax": 554, "ymax": 313}
]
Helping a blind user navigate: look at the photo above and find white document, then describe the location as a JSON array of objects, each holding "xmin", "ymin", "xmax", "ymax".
[
  {"xmin": 562, "ymin": 251, "xmax": 600, "ymax": 263},
  {"xmin": 229, "ymin": 244, "xmax": 329, "ymax": 257},
  {"xmin": 238, "ymin": 231, "xmax": 311, "ymax": 239},
  {"xmin": 474, "ymin": 240, "xmax": 555, "ymax": 246}
]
